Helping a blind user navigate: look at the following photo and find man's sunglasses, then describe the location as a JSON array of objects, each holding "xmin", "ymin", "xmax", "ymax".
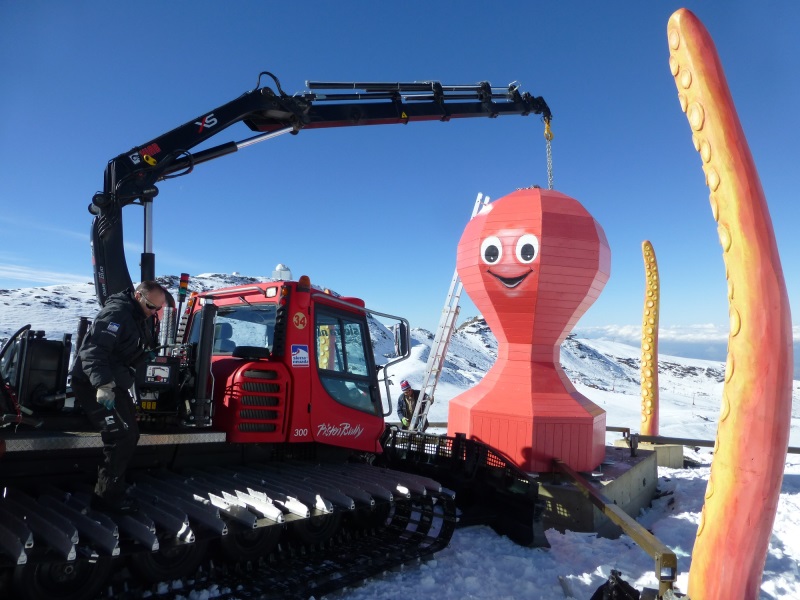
[{"xmin": 141, "ymin": 293, "xmax": 162, "ymax": 311}]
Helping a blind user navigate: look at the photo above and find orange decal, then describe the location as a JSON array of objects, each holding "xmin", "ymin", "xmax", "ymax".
[{"xmin": 292, "ymin": 312, "xmax": 307, "ymax": 329}]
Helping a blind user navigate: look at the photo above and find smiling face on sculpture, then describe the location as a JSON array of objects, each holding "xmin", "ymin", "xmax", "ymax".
[
  {"xmin": 457, "ymin": 188, "xmax": 610, "ymax": 346},
  {"xmin": 479, "ymin": 231, "xmax": 541, "ymax": 290}
]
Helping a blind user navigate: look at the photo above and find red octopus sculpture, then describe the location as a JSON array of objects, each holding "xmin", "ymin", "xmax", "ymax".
[{"xmin": 447, "ymin": 188, "xmax": 610, "ymax": 473}]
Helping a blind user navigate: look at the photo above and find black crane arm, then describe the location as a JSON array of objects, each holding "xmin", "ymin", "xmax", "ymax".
[{"xmin": 89, "ymin": 73, "xmax": 551, "ymax": 305}]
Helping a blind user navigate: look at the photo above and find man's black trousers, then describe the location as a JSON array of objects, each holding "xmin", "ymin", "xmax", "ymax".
[{"xmin": 72, "ymin": 378, "xmax": 140, "ymax": 501}]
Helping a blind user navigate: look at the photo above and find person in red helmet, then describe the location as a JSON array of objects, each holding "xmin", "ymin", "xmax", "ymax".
[{"xmin": 396, "ymin": 379, "xmax": 432, "ymax": 431}]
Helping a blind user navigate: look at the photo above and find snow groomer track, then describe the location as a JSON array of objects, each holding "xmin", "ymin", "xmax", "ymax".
[{"xmin": 0, "ymin": 430, "xmax": 457, "ymax": 600}]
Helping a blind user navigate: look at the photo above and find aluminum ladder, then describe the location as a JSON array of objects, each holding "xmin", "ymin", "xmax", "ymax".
[{"xmin": 408, "ymin": 192, "xmax": 490, "ymax": 431}]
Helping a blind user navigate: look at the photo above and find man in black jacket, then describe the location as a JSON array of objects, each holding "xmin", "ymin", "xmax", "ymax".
[
  {"xmin": 71, "ymin": 281, "xmax": 166, "ymax": 512},
  {"xmin": 396, "ymin": 379, "xmax": 432, "ymax": 431}
]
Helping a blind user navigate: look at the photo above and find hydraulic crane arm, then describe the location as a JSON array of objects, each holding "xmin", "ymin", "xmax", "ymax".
[{"xmin": 89, "ymin": 72, "xmax": 551, "ymax": 305}]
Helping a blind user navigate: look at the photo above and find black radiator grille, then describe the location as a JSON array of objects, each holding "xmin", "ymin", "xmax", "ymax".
[
  {"xmin": 243, "ymin": 369, "xmax": 278, "ymax": 380},
  {"xmin": 238, "ymin": 422, "xmax": 277, "ymax": 432},
  {"xmin": 242, "ymin": 381, "xmax": 281, "ymax": 393},
  {"xmin": 239, "ymin": 409, "xmax": 278, "ymax": 420},
  {"xmin": 240, "ymin": 395, "xmax": 279, "ymax": 407}
]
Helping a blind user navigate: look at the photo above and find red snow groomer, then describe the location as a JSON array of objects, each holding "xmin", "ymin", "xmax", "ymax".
[{"xmin": 0, "ymin": 73, "xmax": 549, "ymax": 600}]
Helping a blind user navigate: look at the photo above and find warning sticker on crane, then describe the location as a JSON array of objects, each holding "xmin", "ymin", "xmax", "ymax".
[{"xmin": 291, "ymin": 344, "xmax": 309, "ymax": 367}]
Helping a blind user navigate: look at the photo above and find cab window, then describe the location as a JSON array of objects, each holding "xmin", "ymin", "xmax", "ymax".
[{"xmin": 315, "ymin": 307, "xmax": 378, "ymax": 414}]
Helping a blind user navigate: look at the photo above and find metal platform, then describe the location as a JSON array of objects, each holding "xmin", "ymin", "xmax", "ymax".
[
  {"xmin": 538, "ymin": 445, "xmax": 659, "ymax": 537},
  {"xmin": 0, "ymin": 430, "xmax": 227, "ymax": 453}
]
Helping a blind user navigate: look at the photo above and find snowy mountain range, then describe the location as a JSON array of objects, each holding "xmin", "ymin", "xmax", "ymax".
[
  {"xmin": 394, "ymin": 314, "xmax": 800, "ymax": 446},
  {"xmin": 2, "ymin": 272, "xmax": 798, "ymax": 446}
]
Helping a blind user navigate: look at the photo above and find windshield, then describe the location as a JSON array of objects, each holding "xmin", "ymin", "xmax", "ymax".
[{"xmin": 190, "ymin": 303, "xmax": 278, "ymax": 354}]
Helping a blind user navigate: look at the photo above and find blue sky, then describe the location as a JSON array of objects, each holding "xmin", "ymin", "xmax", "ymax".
[{"xmin": 2, "ymin": 1, "xmax": 799, "ymax": 356}]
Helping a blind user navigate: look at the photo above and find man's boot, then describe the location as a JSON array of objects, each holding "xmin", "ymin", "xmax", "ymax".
[{"xmin": 92, "ymin": 474, "xmax": 138, "ymax": 514}]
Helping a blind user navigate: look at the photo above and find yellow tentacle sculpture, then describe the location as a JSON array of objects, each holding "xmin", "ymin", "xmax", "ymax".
[
  {"xmin": 667, "ymin": 9, "xmax": 793, "ymax": 598},
  {"xmin": 640, "ymin": 241, "xmax": 660, "ymax": 436}
]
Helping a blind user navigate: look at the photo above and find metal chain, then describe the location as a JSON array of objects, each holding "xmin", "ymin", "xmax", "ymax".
[{"xmin": 544, "ymin": 119, "xmax": 554, "ymax": 190}]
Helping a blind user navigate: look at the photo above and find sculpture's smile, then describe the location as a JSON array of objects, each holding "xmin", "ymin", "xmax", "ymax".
[{"xmin": 487, "ymin": 269, "xmax": 532, "ymax": 288}]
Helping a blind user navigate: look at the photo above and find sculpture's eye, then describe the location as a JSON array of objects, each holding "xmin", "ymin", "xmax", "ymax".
[
  {"xmin": 481, "ymin": 236, "xmax": 502, "ymax": 264},
  {"xmin": 515, "ymin": 234, "xmax": 539, "ymax": 264}
]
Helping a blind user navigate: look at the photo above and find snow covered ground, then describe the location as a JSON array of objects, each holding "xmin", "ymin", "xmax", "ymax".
[
  {"xmin": 323, "ymin": 454, "xmax": 800, "ymax": 599},
  {"xmin": 359, "ymin": 321, "xmax": 800, "ymax": 599},
  {"xmin": 2, "ymin": 276, "xmax": 799, "ymax": 598}
]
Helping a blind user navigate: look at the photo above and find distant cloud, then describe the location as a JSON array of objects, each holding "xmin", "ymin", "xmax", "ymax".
[
  {"xmin": 574, "ymin": 324, "xmax": 640, "ymax": 344},
  {"xmin": 0, "ymin": 216, "xmax": 85, "ymax": 241},
  {"xmin": 574, "ymin": 324, "xmax": 727, "ymax": 363},
  {"xmin": 120, "ymin": 241, "xmax": 206, "ymax": 274},
  {"xmin": 0, "ymin": 263, "xmax": 89, "ymax": 285},
  {"xmin": 574, "ymin": 323, "xmax": 730, "ymax": 344},
  {"xmin": 576, "ymin": 323, "xmax": 800, "ymax": 377},
  {"xmin": 577, "ymin": 323, "xmax": 800, "ymax": 343},
  {"xmin": 659, "ymin": 324, "xmax": 731, "ymax": 342}
]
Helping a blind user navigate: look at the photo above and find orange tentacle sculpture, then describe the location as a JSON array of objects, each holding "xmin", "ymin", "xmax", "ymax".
[
  {"xmin": 640, "ymin": 241, "xmax": 660, "ymax": 436},
  {"xmin": 667, "ymin": 9, "xmax": 793, "ymax": 598}
]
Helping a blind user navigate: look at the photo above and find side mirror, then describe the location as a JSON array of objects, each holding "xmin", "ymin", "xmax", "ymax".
[{"xmin": 393, "ymin": 322, "xmax": 409, "ymax": 358}]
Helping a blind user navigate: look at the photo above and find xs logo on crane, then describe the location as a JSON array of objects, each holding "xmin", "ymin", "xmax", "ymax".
[{"xmin": 195, "ymin": 113, "xmax": 218, "ymax": 133}]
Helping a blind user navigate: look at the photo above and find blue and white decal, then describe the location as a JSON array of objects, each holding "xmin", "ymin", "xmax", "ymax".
[{"xmin": 291, "ymin": 344, "xmax": 309, "ymax": 367}]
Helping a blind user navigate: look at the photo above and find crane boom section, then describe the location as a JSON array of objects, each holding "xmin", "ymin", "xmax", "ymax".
[
  {"xmin": 89, "ymin": 75, "xmax": 551, "ymax": 305},
  {"xmin": 106, "ymin": 78, "xmax": 550, "ymax": 206}
]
